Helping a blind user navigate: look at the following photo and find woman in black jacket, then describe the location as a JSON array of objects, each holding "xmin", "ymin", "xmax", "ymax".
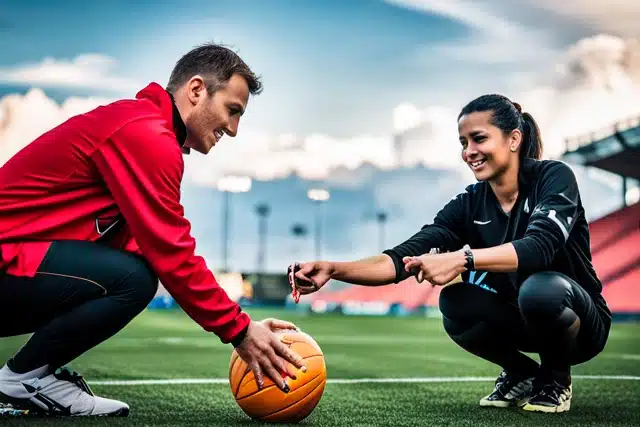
[{"xmin": 289, "ymin": 94, "xmax": 612, "ymax": 414}]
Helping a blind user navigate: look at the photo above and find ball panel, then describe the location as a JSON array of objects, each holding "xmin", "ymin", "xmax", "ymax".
[
  {"xmin": 235, "ymin": 354, "xmax": 324, "ymax": 400},
  {"xmin": 261, "ymin": 377, "xmax": 326, "ymax": 423},
  {"xmin": 277, "ymin": 331, "xmax": 323, "ymax": 354},
  {"xmin": 236, "ymin": 369, "xmax": 326, "ymax": 420},
  {"xmin": 289, "ymin": 341, "xmax": 323, "ymax": 358},
  {"xmin": 229, "ymin": 352, "xmax": 251, "ymax": 397},
  {"xmin": 233, "ymin": 349, "xmax": 325, "ymax": 400}
]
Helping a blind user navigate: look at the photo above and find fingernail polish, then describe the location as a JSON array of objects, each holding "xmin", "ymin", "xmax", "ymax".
[{"xmin": 283, "ymin": 384, "xmax": 290, "ymax": 393}]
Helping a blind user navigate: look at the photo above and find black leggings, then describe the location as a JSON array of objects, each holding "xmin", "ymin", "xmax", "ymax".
[
  {"xmin": 439, "ymin": 271, "xmax": 611, "ymax": 381},
  {"xmin": 0, "ymin": 240, "xmax": 158, "ymax": 373}
]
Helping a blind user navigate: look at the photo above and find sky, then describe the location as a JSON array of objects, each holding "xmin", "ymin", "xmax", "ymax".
[{"xmin": 0, "ymin": 0, "xmax": 639, "ymax": 272}]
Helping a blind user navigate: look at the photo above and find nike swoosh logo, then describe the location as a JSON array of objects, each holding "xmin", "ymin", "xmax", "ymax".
[
  {"xmin": 22, "ymin": 383, "xmax": 72, "ymax": 415},
  {"xmin": 95, "ymin": 217, "xmax": 121, "ymax": 236},
  {"xmin": 473, "ymin": 220, "xmax": 491, "ymax": 225}
]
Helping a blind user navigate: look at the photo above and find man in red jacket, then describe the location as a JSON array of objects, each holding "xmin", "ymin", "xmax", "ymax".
[{"xmin": 0, "ymin": 43, "xmax": 304, "ymax": 417}]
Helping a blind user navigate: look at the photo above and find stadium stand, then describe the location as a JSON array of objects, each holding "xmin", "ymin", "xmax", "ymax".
[
  {"xmin": 591, "ymin": 211, "xmax": 639, "ymax": 283},
  {"xmin": 589, "ymin": 202, "xmax": 640, "ymax": 253},
  {"xmin": 602, "ymin": 269, "xmax": 640, "ymax": 314}
]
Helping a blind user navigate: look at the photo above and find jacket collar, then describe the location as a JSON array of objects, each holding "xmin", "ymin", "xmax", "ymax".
[
  {"xmin": 168, "ymin": 93, "xmax": 189, "ymax": 153},
  {"xmin": 135, "ymin": 83, "xmax": 188, "ymax": 153},
  {"xmin": 518, "ymin": 157, "xmax": 536, "ymax": 191}
]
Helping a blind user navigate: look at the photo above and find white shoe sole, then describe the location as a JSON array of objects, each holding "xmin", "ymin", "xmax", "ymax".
[
  {"xmin": 522, "ymin": 400, "xmax": 571, "ymax": 413},
  {"xmin": 0, "ymin": 396, "xmax": 129, "ymax": 417},
  {"xmin": 479, "ymin": 398, "xmax": 514, "ymax": 408}
]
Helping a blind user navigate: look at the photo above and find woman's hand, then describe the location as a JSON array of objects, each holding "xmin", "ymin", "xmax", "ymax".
[{"xmin": 403, "ymin": 249, "xmax": 467, "ymax": 286}]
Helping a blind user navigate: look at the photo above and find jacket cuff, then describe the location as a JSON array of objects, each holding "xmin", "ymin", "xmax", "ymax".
[
  {"xmin": 382, "ymin": 249, "xmax": 404, "ymax": 283},
  {"xmin": 230, "ymin": 323, "xmax": 249, "ymax": 347},
  {"xmin": 220, "ymin": 311, "xmax": 251, "ymax": 346}
]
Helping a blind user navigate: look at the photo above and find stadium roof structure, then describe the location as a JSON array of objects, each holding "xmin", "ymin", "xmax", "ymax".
[{"xmin": 562, "ymin": 115, "xmax": 640, "ymax": 180}]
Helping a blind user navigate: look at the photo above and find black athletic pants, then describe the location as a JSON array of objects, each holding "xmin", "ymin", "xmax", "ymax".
[
  {"xmin": 439, "ymin": 271, "xmax": 611, "ymax": 382},
  {"xmin": 0, "ymin": 240, "xmax": 158, "ymax": 373}
]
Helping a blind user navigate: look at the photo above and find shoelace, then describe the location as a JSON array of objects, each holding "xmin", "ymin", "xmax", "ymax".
[
  {"xmin": 496, "ymin": 373, "xmax": 531, "ymax": 397},
  {"xmin": 490, "ymin": 371, "xmax": 508, "ymax": 391},
  {"xmin": 536, "ymin": 381, "xmax": 566, "ymax": 401},
  {"xmin": 53, "ymin": 367, "xmax": 95, "ymax": 397}
]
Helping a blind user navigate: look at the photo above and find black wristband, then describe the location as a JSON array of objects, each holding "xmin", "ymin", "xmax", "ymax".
[
  {"xmin": 463, "ymin": 245, "xmax": 475, "ymax": 271},
  {"xmin": 230, "ymin": 324, "xmax": 249, "ymax": 348}
]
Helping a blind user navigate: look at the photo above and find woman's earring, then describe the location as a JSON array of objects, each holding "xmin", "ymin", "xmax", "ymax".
[{"xmin": 510, "ymin": 146, "xmax": 517, "ymax": 152}]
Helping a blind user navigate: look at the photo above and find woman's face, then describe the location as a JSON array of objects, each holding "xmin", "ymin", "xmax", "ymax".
[{"xmin": 458, "ymin": 110, "xmax": 521, "ymax": 182}]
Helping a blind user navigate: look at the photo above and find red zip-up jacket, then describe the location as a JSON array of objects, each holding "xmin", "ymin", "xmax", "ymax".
[{"xmin": 0, "ymin": 82, "xmax": 250, "ymax": 344}]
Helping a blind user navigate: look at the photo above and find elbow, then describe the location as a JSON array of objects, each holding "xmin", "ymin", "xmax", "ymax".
[{"xmin": 512, "ymin": 236, "xmax": 557, "ymax": 271}]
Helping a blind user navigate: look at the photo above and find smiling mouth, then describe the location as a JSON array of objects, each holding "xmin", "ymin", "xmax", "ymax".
[
  {"xmin": 469, "ymin": 159, "xmax": 487, "ymax": 170},
  {"xmin": 212, "ymin": 130, "xmax": 224, "ymax": 144}
]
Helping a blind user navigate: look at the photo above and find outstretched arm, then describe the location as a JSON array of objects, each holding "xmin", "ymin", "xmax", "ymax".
[{"xmin": 292, "ymin": 189, "xmax": 470, "ymax": 294}]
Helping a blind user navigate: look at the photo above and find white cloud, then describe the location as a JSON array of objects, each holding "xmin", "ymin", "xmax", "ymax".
[
  {"xmin": 427, "ymin": 31, "xmax": 560, "ymax": 65},
  {"xmin": 183, "ymin": 131, "xmax": 398, "ymax": 187},
  {"xmin": 0, "ymin": 54, "xmax": 141, "ymax": 92},
  {"xmin": 1, "ymin": 34, "xmax": 639, "ymax": 191},
  {"xmin": 0, "ymin": 86, "xmax": 459, "ymax": 190},
  {"xmin": 385, "ymin": 0, "xmax": 561, "ymax": 65},
  {"xmin": 392, "ymin": 104, "xmax": 464, "ymax": 172},
  {"xmin": 383, "ymin": 0, "xmax": 516, "ymax": 37},
  {"xmin": 519, "ymin": 34, "xmax": 640, "ymax": 158},
  {"xmin": 556, "ymin": 35, "xmax": 640, "ymax": 91},
  {"xmin": 524, "ymin": 0, "xmax": 640, "ymax": 38},
  {"xmin": 0, "ymin": 88, "xmax": 112, "ymax": 164},
  {"xmin": 0, "ymin": 88, "xmax": 400, "ymax": 185},
  {"xmin": 394, "ymin": 34, "xmax": 640, "ymax": 165}
]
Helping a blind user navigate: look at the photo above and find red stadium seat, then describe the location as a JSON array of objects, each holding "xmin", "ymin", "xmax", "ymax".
[
  {"xmin": 591, "ymin": 230, "xmax": 640, "ymax": 283},
  {"xmin": 589, "ymin": 203, "xmax": 640, "ymax": 254},
  {"xmin": 602, "ymin": 268, "xmax": 640, "ymax": 313}
]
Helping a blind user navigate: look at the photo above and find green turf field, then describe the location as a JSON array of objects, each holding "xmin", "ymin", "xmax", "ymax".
[{"xmin": 1, "ymin": 308, "xmax": 639, "ymax": 426}]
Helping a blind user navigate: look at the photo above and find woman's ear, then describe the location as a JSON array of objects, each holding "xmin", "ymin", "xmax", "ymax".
[{"xmin": 509, "ymin": 128, "xmax": 522, "ymax": 153}]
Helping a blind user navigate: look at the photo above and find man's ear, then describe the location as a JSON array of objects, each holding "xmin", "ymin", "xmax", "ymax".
[{"xmin": 186, "ymin": 75, "xmax": 207, "ymax": 105}]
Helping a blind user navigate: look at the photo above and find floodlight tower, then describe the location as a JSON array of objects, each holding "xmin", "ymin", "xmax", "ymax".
[
  {"xmin": 217, "ymin": 175, "xmax": 252, "ymax": 272},
  {"xmin": 307, "ymin": 188, "xmax": 330, "ymax": 259}
]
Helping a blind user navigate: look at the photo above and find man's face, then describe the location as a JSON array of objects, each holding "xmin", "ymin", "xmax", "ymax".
[{"xmin": 183, "ymin": 73, "xmax": 249, "ymax": 154}]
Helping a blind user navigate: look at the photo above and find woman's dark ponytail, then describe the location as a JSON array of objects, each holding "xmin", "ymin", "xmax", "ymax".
[{"xmin": 520, "ymin": 112, "xmax": 543, "ymax": 160}]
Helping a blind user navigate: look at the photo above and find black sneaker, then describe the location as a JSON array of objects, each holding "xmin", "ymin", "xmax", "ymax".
[
  {"xmin": 479, "ymin": 370, "xmax": 535, "ymax": 408},
  {"xmin": 522, "ymin": 378, "xmax": 572, "ymax": 413}
]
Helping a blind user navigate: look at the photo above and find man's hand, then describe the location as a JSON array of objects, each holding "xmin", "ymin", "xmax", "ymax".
[
  {"xmin": 234, "ymin": 320, "xmax": 307, "ymax": 392},
  {"xmin": 402, "ymin": 249, "xmax": 467, "ymax": 286},
  {"xmin": 288, "ymin": 261, "xmax": 333, "ymax": 302}
]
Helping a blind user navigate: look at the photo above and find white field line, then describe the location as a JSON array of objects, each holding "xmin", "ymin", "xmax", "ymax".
[
  {"xmin": 110, "ymin": 335, "xmax": 451, "ymax": 346},
  {"xmin": 90, "ymin": 375, "xmax": 640, "ymax": 386}
]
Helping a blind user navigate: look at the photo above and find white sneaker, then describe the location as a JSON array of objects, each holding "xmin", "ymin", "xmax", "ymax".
[{"xmin": 0, "ymin": 364, "xmax": 128, "ymax": 417}]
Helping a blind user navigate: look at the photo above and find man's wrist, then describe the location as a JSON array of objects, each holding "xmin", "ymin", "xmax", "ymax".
[{"xmin": 230, "ymin": 324, "xmax": 249, "ymax": 348}]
